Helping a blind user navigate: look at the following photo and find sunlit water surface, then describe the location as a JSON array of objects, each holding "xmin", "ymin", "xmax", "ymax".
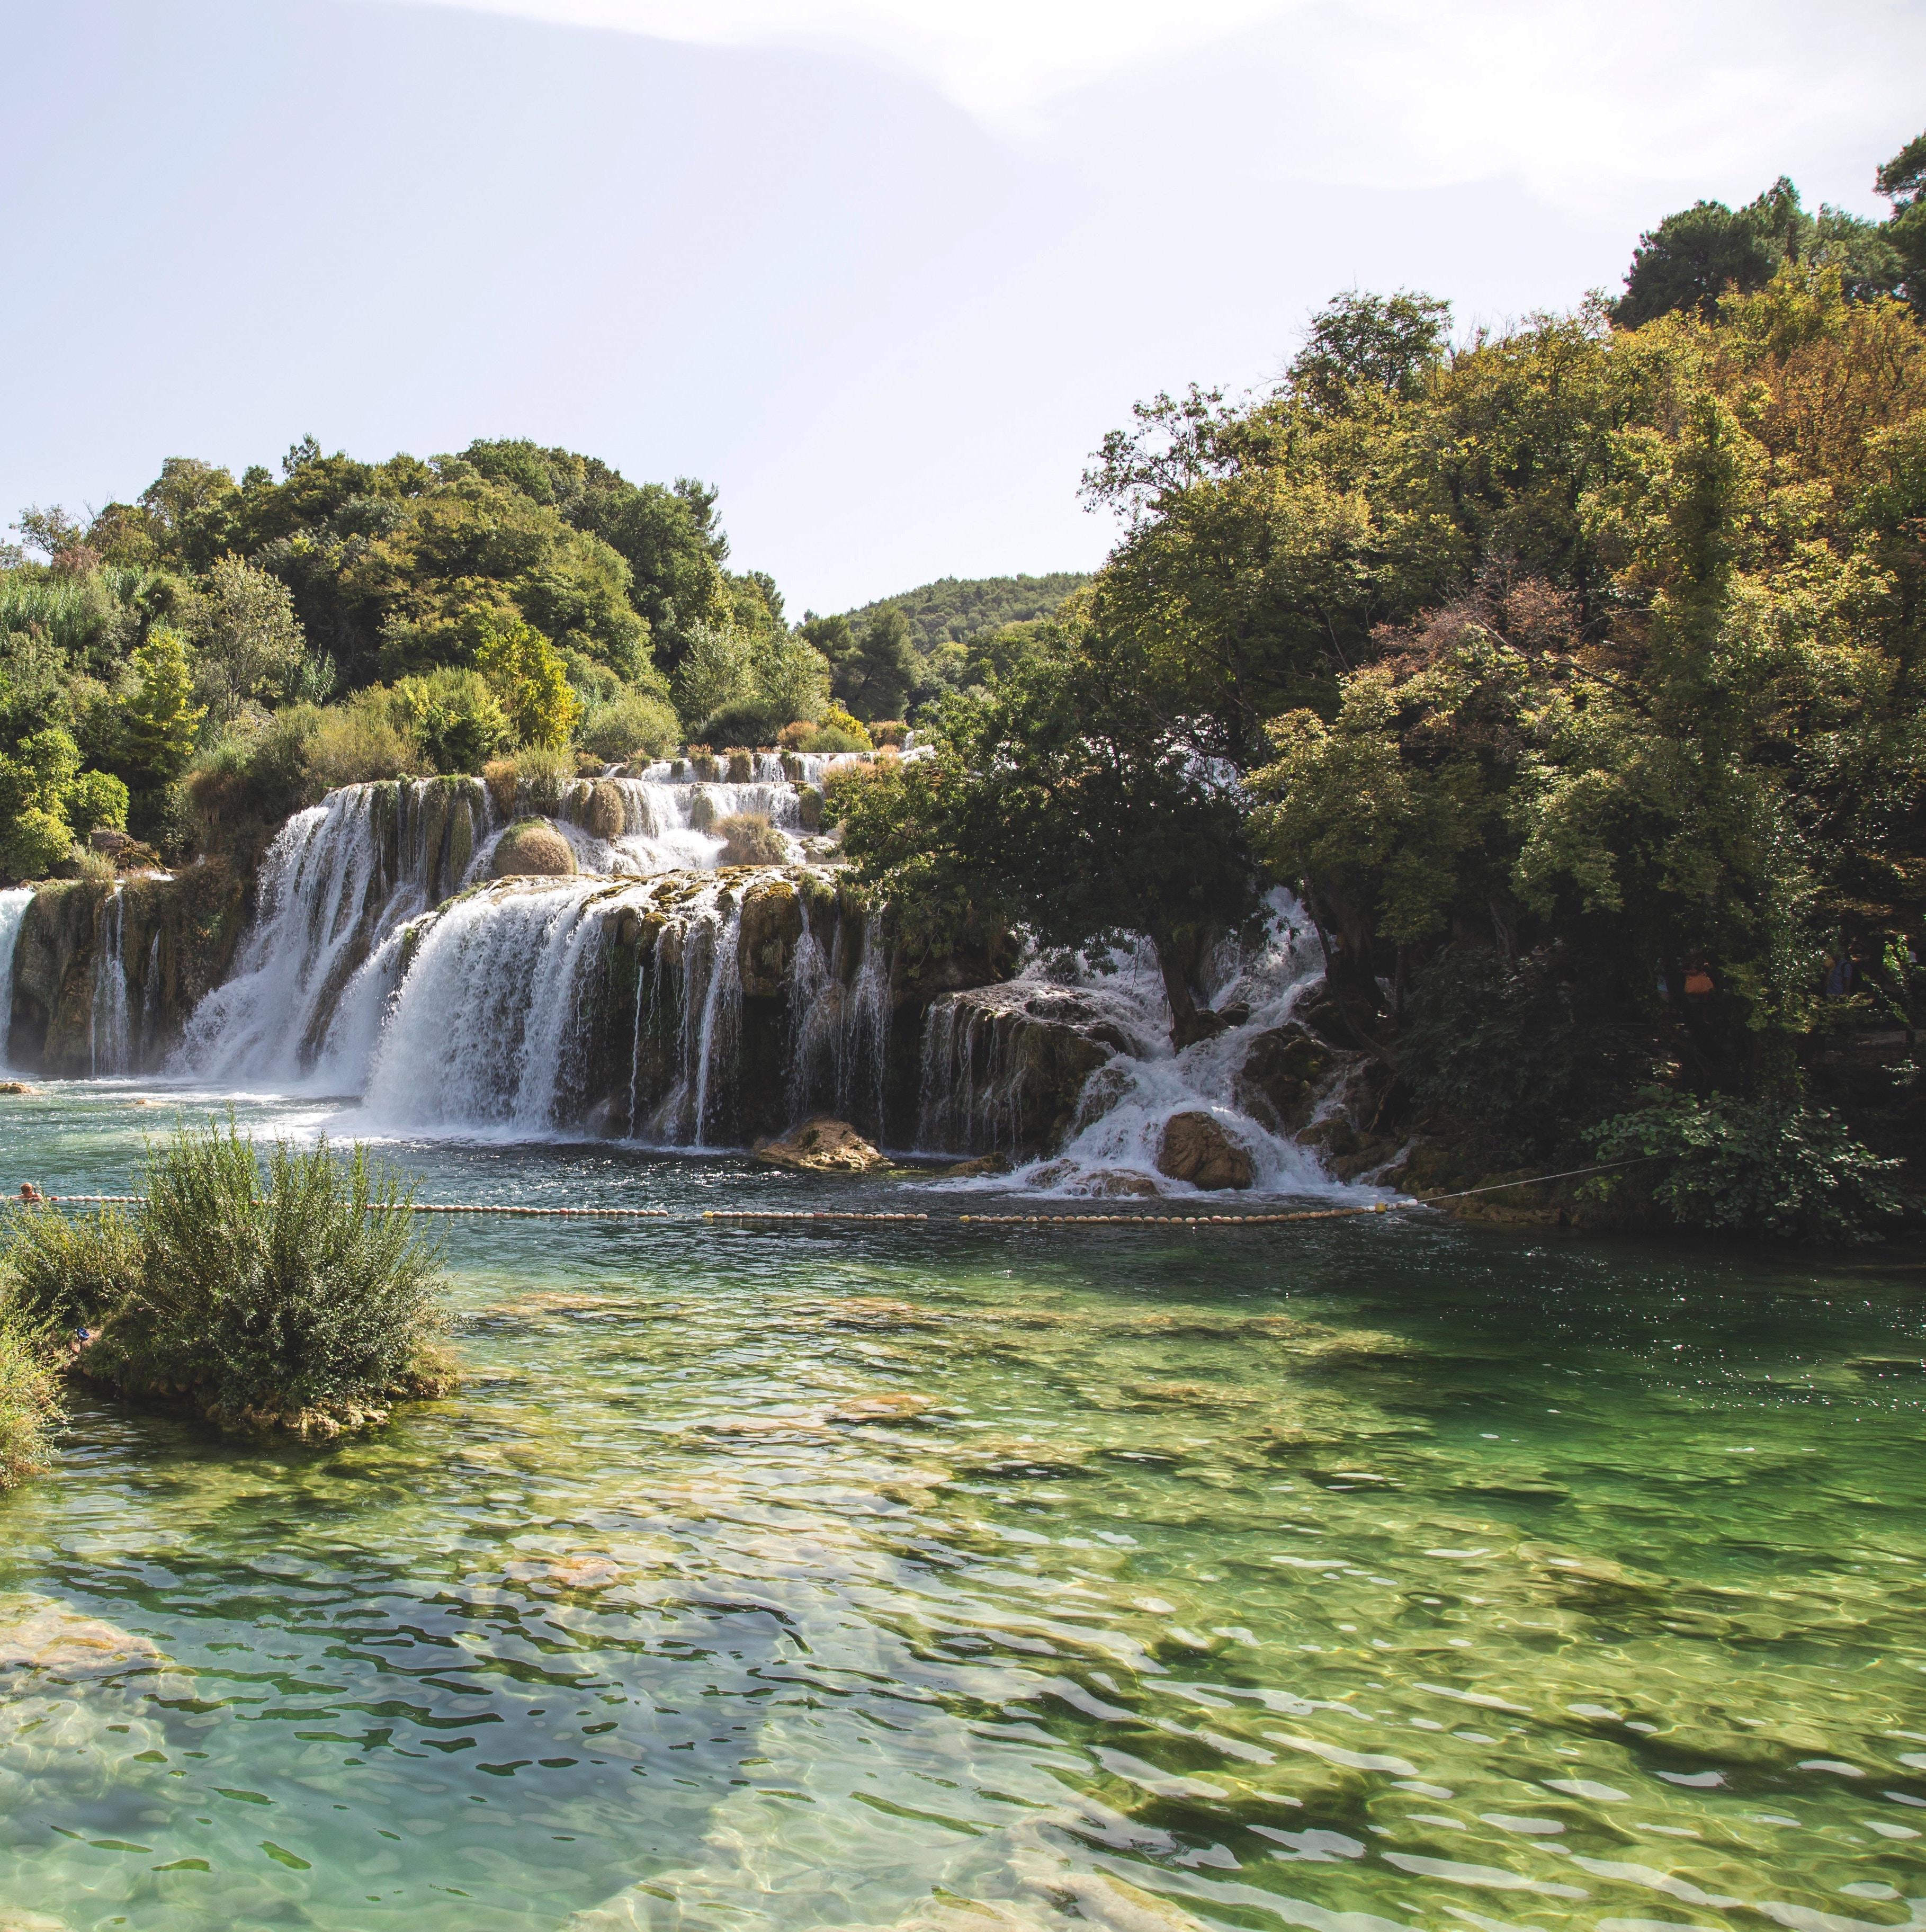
[{"xmin": 1, "ymin": 1081, "xmax": 1923, "ymax": 1932}]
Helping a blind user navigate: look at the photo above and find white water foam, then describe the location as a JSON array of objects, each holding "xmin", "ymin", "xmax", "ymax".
[
  {"xmin": 0, "ymin": 887, "xmax": 34, "ymax": 1071},
  {"xmin": 926, "ymin": 891, "xmax": 1361, "ymax": 1200}
]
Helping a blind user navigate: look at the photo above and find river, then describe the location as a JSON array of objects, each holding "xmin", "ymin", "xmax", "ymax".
[{"xmin": 1, "ymin": 1079, "xmax": 1922, "ymax": 1931}]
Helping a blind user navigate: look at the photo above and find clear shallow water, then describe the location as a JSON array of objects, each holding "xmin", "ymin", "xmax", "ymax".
[{"xmin": 2, "ymin": 1083, "xmax": 1924, "ymax": 1932}]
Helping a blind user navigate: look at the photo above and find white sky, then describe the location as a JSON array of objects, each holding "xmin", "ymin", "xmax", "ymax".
[{"xmin": 5, "ymin": 0, "xmax": 1917, "ymax": 612}]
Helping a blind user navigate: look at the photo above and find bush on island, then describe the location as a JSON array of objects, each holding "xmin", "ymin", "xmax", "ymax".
[
  {"xmin": 716, "ymin": 812, "xmax": 787, "ymax": 866},
  {"xmin": 0, "ymin": 1120, "xmax": 455, "ymax": 1445},
  {"xmin": 491, "ymin": 818, "xmax": 577, "ymax": 878}
]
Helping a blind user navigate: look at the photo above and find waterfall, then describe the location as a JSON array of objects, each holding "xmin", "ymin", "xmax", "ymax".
[
  {"xmin": 783, "ymin": 907, "xmax": 889, "ymax": 1135},
  {"xmin": 89, "ymin": 887, "xmax": 133, "ymax": 1077},
  {"xmin": 0, "ymin": 887, "xmax": 33, "ymax": 1071},
  {"xmin": 177, "ymin": 779, "xmax": 490, "ymax": 1082},
  {"xmin": 917, "ymin": 892, "xmax": 1349, "ymax": 1196}
]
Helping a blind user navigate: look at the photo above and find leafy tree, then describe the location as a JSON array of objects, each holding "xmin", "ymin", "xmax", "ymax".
[
  {"xmin": 830, "ymin": 617, "xmax": 1253, "ymax": 1045},
  {"xmin": 1876, "ymin": 127, "xmax": 1926, "ymax": 311},
  {"xmin": 121, "ymin": 628, "xmax": 205, "ymax": 783},
  {"xmin": 473, "ymin": 613, "xmax": 580, "ymax": 749},
  {"xmin": 392, "ymin": 667, "xmax": 513, "ymax": 774},
  {"xmin": 194, "ymin": 556, "xmax": 307, "ymax": 723},
  {"xmin": 1617, "ymin": 175, "xmax": 1907, "ymax": 327},
  {"xmin": 1284, "ymin": 289, "xmax": 1452, "ymax": 409},
  {"xmin": 836, "ymin": 604, "xmax": 916, "ymax": 721}
]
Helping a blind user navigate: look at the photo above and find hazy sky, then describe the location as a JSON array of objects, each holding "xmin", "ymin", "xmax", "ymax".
[{"xmin": 6, "ymin": 0, "xmax": 1919, "ymax": 613}]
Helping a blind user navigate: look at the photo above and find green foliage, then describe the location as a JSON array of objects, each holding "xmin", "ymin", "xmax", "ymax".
[
  {"xmin": 0, "ymin": 1309, "xmax": 61, "ymax": 1491},
  {"xmin": 85, "ymin": 1119, "xmax": 449, "ymax": 1424},
  {"xmin": 1588, "ymin": 1092, "xmax": 1905, "ymax": 1245},
  {"xmin": 578, "ymin": 689, "xmax": 682, "ymax": 763},
  {"xmin": 831, "ymin": 615, "xmax": 1253, "ymax": 1042},
  {"xmin": 1617, "ymin": 164, "xmax": 1913, "ymax": 327},
  {"xmin": 1, "ymin": 1204, "xmax": 143, "ymax": 1332},
  {"xmin": 122, "ymin": 628, "xmax": 205, "ymax": 782},
  {"xmin": 473, "ymin": 612, "xmax": 581, "ymax": 749},
  {"xmin": 66, "ymin": 768, "xmax": 129, "ymax": 836},
  {"xmin": 1, "ymin": 807, "xmax": 75, "ymax": 880},
  {"xmin": 1285, "ymin": 289, "xmax": 1452, "ymax": 409},
  {"xmin": 832, "ymin": 573, "xmax": 1091, "ymax": 658},
  {"xmin": 835, "ymin": 604, "xmax": 916, "ymax": 721},
  {"xmin": 394, "ymin": 666, "xmax": 513, "ymax": 774},
  {"xmin": 676, "ymin": 622, "xmax": 831, "ymax": 742},
  {"xmin": 193, "ymin": 554, "xmax": 307, "ymax": 723}
]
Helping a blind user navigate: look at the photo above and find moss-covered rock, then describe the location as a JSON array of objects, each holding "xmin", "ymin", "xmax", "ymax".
[{"xmin": 491, "ymin": 819, "xmax": 577, "ymax": 879}]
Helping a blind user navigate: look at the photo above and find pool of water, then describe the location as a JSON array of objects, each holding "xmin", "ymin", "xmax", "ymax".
[{"xmin": 2, "ymin": 1081, "xmax": 1924, "ymax": 1932}]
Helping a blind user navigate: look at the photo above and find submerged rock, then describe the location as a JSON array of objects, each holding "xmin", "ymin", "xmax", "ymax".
[
  {"xmin": 0, "ymin": 1602, "xmax": 165, "ymax": 1680},
  {"xmin": 1155, "ymin": 1111, "xmax": 1254, "ymax": 1190},
  {"xmin": 491, "ymin": 818, "xmax": 578, "ymax": 879},
  {"xmin": 751, "ymin": 1116, "xmax": 886, "ymax": 1173},
  {"xmin": 941, "ymin": 1152, "xmax": 1010, "ymax": 1178}
]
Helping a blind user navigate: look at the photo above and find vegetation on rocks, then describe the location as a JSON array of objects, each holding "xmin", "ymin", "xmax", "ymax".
[
  {"xmin": 0, "ymin": 1121, "xmax": 452, "ymax": 1447},
  {"xmin": 835, "ymin": 127, "xmax": 1926, "ymax": 1242}
]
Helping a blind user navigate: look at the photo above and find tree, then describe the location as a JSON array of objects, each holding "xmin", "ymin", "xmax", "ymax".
[
  {"xmin": 473, "ymin": 612, "xmax": 581, "ymax": 749},
  {"xmin": 122, "ymin": 628, "xmax": 205, "ymax": 782},
  {"xmin": 830, "ymin": 620, "xmax": 1255, "ymax": 1046},
  {"xmin": 1877, "ymin": 127, "xmax": 1926, "ymax": 311},
  {"xmin": 194, "ymin": 556, "xmax": 307, "ymax": 723},
  {"xmin": 1285, "ymin": 289, "xmax": 1452, "ymax": 409},
  {"xmin": 837, "ymin": 605, "xmax": 916, "ymax": 721}
]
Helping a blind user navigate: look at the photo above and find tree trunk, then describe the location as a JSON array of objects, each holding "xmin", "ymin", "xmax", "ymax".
[{"xmin": 1154, "ymin": 935, "xmax": 1220, "ymax": 1050}]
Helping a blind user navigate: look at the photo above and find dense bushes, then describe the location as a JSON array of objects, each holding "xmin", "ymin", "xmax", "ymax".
[
  {"xmin": 0, "ymin": 1313, "xmax": 61, "ymax": 1491},
  {"xmin": 0, "ymin": 1121, "xmax": 453, "ymax": 1442}
]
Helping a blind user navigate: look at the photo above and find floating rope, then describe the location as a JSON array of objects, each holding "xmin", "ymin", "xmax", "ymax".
[{"xmin": 10, "ymin": 1159, "xmax": 1643, "ymax": 1227}]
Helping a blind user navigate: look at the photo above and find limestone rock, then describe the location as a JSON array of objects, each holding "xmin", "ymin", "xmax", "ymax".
[
  {"xmin": 1155, "ymin": 1111, "xmax": 1254, "ymax": 1191},
  {"xmin": 584, "ymin": 780, "xmax": 626, "ymax": 842},
  {"xmin": 1235, "ymin": 1023, "xmax": 1342, "ymax": 1132},
  {"xmin": 0, "ymin": 1081, "xmax": 38, "ymax": 1096},
  {"xmin": 752, "ymin": 1116, "xmax": 886, "ymax": 1173},
  {"xmin": 0, "ymin": 1602, "xmax": 165, "ymax": 1680},
  {"xmin": 941, "ymin": 1152, "xmax": 1010, "ymax": 1178},
  {"xmin": 491, "ymin": 818, "xmax": 577, "ymax": 879}
]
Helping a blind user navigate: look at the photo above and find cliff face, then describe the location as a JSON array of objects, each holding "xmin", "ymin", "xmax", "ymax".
[{"xmin": 6, "ymin": 865, "xmax": 249, "ymax": 1077}]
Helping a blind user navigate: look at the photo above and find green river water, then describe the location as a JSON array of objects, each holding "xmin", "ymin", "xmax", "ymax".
[{"xmin": 1, "ymin": 1081, "xmax": 1923, "ymax": 1932}]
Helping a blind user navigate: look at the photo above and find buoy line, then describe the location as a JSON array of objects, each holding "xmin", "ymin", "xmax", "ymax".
[{"xmin": 7, "ymin": 1160, "xmax": 1646, "ymax": 1227}]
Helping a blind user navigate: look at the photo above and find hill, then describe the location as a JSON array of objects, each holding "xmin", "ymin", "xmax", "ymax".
[{"xmin": 837, "ymin": 573, "xmax": 1089, "ymax": 657}]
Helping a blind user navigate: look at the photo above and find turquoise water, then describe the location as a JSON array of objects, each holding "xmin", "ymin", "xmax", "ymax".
[{"xmin": 2, "ymin": 1081, "xmax": 1924, "ymax": 1932}]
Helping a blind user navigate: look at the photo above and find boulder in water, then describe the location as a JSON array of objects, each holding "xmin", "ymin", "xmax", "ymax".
[
  {"xmin": 1236, "ymin": 1023, "xmax": 1342, "ymax": 1132},
  {"xmin": 585, "ymin": 780, "xmax": 626, "ymax": 842},
  {"xmin": 0, "ymin": 1600, "xmax": 165, "ymax": 1679},
  {"xmin": 1155, "ymin": 1111, "xmax": 1254, "ymax": 1190},
  {"xmin": 0, "ymin": 1081, "xmax": 38, "ymax": 1096},
  {"xmin": 491, "ymin": 819, "xmax": 577, "ymax": 879},
  {"xmin": 753, "ymin": 1117, "xmax": 886, "ymax": 1173},
  {"xmin": 718, "ymin": 812, "xmax": 786, "ymax": 866}
]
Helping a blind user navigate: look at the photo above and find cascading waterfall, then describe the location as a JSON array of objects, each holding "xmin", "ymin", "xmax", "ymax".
[
  {"xmin": 89, "ymin": 887, "xmax": 133, "ymax": 1077},
  {"xmin": 783, "ymin": 907, "xmax": 890, "ymax": 1131},
  {"xmin": 917, "ymin": 892, "xmax": 1355, "ymax": 1197},
  {"xmin": 177, "ymin": 778, "xmax": 490, "ymax": 1083},
  {"xmin": 0, "ymin": 886, "xmax": 34, "ymax": 1070}
]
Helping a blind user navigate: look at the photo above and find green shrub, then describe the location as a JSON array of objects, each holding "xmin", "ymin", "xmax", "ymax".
[
  {"xmin": 1, "ymin": 805, "xmax": 75, "ymax": 880},
  {"xmin": 0, "ymin": 1312, "xmax": 61, "ymax": 1491},
  {"xmin": 716, "ymin": 812, "xmax": 787, "ymax": 865},
  {"xmin": 0, "ymin": 1203, "xmax": 142, "ymax": 1332},
  {"xmin": 301, "ymin": 689, "xmax": 423, "ymax": 793},
  {"xmin": 66, "ymin": 768, "xmax": 129, "ymax": 835},
  {"xmin": 86, "ymin": 1120, "xmax": 451, "ymax": 1429},
  {"xmin": 1587, "ymin": 1091, "xmax": 1906, "ymax": 1245},
  {"xmin": 580, "ymin": 690, "xmax": 681, "ymax": 763},
  {"xmin": 394, "ymin": 667, "xmax": 513, "ymax": 775}
]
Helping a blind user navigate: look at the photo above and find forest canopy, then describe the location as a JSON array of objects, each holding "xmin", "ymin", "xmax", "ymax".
[{"xmin": 830, "ymin": 126, "xmax": 1926, "ymax": 1241}]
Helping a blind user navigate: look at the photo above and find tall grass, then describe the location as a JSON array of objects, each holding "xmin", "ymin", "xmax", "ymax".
[{"xmin": 0, "ymin": 1120, "xmax": 454, "ymax": 1442}]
